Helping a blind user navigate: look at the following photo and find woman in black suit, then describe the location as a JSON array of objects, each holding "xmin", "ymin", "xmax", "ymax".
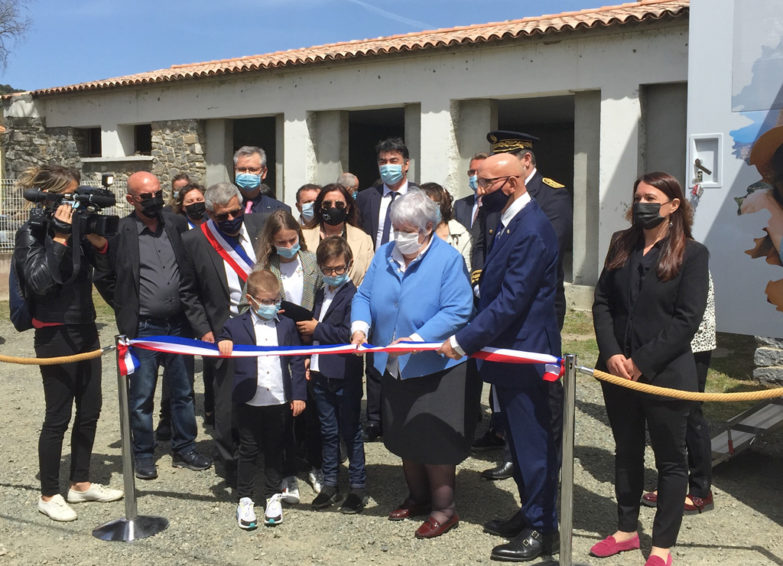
[{"xmin": 590, "ymin": 172, "xmax": 709, "ymax": 566}]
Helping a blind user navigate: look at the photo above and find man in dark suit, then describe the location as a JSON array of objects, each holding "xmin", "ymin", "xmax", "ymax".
[
  {"xmin": 354, "ymin": 137, "xmax": 418, "ymax": 441},
  {"xmin": 474, "ymin": 131, "xmax": 572, "ymax": 480},
  {"xmin": 453, "ymin": 152, "xmax": 487, "ymax": 233},
  {"xmin": 95, "ymin": 171, "xmax": 211, "ymax": 480},
  {"xmin": 233, "ymin": 145, "xmax": 291, "ymax": 215},
  {"xmin": 179, "ymin": 181, "xmax": 267, "ymax": 484},
  {"xmin": 440, "ymin": 154, "xmax": 562, "ymax": 562}
]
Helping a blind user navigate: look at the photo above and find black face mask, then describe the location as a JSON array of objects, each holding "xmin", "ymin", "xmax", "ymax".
[
  {"xmin": 632, "ymin": 202, "xmax": 667, "ymax": 229},
  {"xmin": 481, "ymin": 183, "xmax": 511, "ymax": 213},
  {"xmin": 140, "ymin": 194, "xmax": 164, "ymax": 219},
  {"xmin": 185, "ymin": 201, "xmax": 206, "ymax": 220},
  {"xmin": 217, "ymin": 215, "xmax": 244, "ymax": 236},
  {"xmin": 322, "ymin": 206, "xmax": 347, "ymax": 226}
]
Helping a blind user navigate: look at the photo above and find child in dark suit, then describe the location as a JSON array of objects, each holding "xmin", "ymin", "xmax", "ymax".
[
  {"xmin": 296, "ymin": 236, "xmax": 367, "ymax": 513},
  {"xmin": 218, "ymin": 269, "xmax": 306, "ymax": 530}
]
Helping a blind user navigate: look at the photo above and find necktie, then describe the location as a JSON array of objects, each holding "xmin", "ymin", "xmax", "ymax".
[
  {"xmin": 380, "ymin": 192, "xmax": 399, "ymax": 245},
  {"xmin": 490, "ymin": 221, "xmax": 505, "ymax": 251},
  {"xmin": 471, "ymin": 198, "xmax": 481, "ymax": 228}
]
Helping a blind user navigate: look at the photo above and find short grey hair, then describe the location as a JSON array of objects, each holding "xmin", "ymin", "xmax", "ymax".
[
  {"xmin": 389, "ymin": 188, "xmax": 440, "ymax": 233},
  {"xmin": 205, "ymin": 182, "xmax": 243, "ymax": 212},
  {"xmin": 337, "ymin": 172, "xmax": 359, "ymax": 189},
  {"xmin": 233, "ymin": 145, "xmax": 267, "ymax": 168}
]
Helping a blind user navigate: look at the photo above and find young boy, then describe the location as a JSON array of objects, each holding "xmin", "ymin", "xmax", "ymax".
[
  {"xmin": 218, "ymin": 269, "xmax": 306, "ymax": 530},
  {"xmin": 296, "ymin": 236, "xmax": 367, "ymax": 513}
]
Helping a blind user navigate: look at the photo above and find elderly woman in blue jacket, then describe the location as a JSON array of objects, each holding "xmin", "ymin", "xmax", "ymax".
[{"xmin": 351, "ymin": 189, "xmax": 475, "ymax": 539}]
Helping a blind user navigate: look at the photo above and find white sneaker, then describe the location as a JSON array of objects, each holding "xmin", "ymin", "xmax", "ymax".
[
  {"xmin": 280, "ymin": 475, "xmax": 300, "ymax": 504},
  {"xmin": 236, "ymin": 497, "xmax": 257, "ymax": 530},
  {"xmin": 38, "ymin": 494, "xmax": 77, "ymax": 522},
  {"xmin": 264, "ymin": 493, "xmax": 283, "ymax": 525},
  {"xmin": 307, "ymin": 468, "xmax": 324, "ymax": 494},
  {"xmin": 67, "ymin": 484, "xmax": 124, "ymax": 503}
]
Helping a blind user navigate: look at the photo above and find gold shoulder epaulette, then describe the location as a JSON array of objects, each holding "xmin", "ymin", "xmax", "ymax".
[
  {"xmin": 542, "ymin": 177, "xmax": 565, "ymax": 189},
  {"xmin": 470, "ymin": 269, "xmax": 482, "ymax": 285}
]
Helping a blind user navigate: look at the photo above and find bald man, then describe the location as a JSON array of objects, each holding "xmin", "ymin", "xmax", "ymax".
[
  {"xmin": 94, "ymin": 171, "xmax": 211, "ymax": 480},
  {"xmin": 439, "ymin": 154, "xmax": 562, "ymax": 562}
]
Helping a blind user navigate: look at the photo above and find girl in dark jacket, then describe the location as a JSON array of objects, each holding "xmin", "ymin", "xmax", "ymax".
[{"xmin": 14, "ymin": 165, "xmax": 122, "ymax": 522}]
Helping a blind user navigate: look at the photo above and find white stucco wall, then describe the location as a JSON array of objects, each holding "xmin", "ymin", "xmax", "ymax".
[{"xmin": 5, "ymin": 20, "xmax": 689, "ymax": 284}]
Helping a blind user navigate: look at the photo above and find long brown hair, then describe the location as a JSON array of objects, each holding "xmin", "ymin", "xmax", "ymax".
[
  {"xmin": 308, "ymin": 183, "xmax": 358, "ymax": 229},
  {"xmin": 605, "ymin": 172, "xmax": 693, "ymax": 281},
  {"xmin": 256, "ymin": 209, "xmax": 307, "ymax": 267}
]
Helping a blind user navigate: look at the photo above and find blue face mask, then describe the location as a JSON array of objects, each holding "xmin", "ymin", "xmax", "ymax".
[
  {"xmin": 322, "ymin": 272, "xmax": 349, "ymax": 288},
  {"xmin": 468, "ymin": 175, "xmax": 478, "ymax": 192},
  {"xmin": 252, "ymin": 300, "xmax": 280, "ymax": 321},
  {"xmin": 235, "ymin": 173, "xmax": 261, "ymax": 191},
  {"xmin": 276, "ymin": 241, "xmax": 300, "ymax": 259},
  {"xmin": 379, "ymin": 163, "xmax": 404, "ymax": 186},
  {"xmin": 301, "ymin": 202, "xmax": 315, "ymax": 221},
  {"xmin": 352, "ymin": 191, "xmax": 358, "ymax": 200}
]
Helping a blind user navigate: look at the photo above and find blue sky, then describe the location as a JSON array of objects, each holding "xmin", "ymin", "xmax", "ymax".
[{"xmin": 1, "ymin": 0, "xmax": 608, "ymax": 91}]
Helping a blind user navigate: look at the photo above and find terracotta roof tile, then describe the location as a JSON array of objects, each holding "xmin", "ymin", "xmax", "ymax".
[{"xmin": 30, "ymin": 0, "xmax": 688, "ymax": 97}]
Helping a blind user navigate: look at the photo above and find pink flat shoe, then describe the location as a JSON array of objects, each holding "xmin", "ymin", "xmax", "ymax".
[
  {"xmin": 589, "ymin": 533, "xmax": 640, "ymax": 557},
  {"xmin": 644, "ymin": 553, "xmax": 672, "ymax": 566}
]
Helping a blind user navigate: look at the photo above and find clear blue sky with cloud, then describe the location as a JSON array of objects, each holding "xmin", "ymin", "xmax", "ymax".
[{"xmin": 1, "ymin": 0, "xmax": 608, "ymax": 91}]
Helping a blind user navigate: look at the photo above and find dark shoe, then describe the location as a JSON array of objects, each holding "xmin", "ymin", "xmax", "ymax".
[
  {"xmin": 415, "ymin": 513, "xmax": 459, "ymax": 539},
  {"xmin": 641, "ymin": 490, "xmax": 658, "ymax": 507},
  {"xmin": 484, "ymin": 511, "xmax": 527, "ymax": 538},
  {"xmin": 204, "ymin": 412, "xmax": 215, "ymax": 427},
  {"xmin": 172, "ymin": 450, "xmax": 212, "ymax": 471},
  {"xmin": 684, "ymin": 492, "xmax": 714, "ymax": 515},
  {"xmin": 362, "ymin": 423, "xmax": 382, "ymax": 442},
  {"xmin": 472, "ymin": 430, "xmax": 505, "ymax": 451},
  {"xmin": 340, "ymin": 490, "xmax": 368, "ymax": 514},
  {"xmin": 490, "ymin": 528, "xmax": 559, "ymax": 562},
  {"xmin": 155, "ymin": 422, "xmax": 171, "ymax": 442},
  {"xmin": 388, "ymin": 498, "xmax": 431, "ymax": 521},
  {"xmin": 135, "ymin": 460, "xmax": 158, "ymax": 480},
  {"xmin": 312, "ymin": 486, "xmax": 341, "ymax": 510},
  {"xmin": 482, "ymin": 461, "xmax": 514, "ymax": 480}
]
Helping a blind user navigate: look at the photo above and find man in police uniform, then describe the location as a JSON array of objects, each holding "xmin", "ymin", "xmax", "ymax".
[{"xmin": 473, "ymin": 131, "xmax": 571, "ymax": 480}]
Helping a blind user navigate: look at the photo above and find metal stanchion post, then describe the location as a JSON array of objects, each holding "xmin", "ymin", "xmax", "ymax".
[
  {"xmin": 558, "ymin": 354, "xmax": 588, "ymax": 566},
  {"xmin": 92, "ymin": 335, "xmax": 168, "ymax": 541}
]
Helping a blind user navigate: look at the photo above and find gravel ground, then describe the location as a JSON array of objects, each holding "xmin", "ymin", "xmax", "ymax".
[{"xmin": 1, "ymin": 313, "xmax": 782, "ymax": 565}]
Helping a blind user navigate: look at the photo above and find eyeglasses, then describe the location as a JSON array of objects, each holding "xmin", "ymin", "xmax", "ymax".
[
  {"xmin": 322, "ymin": 200, "xmax": 346, "ymax": 209},
  {"xmin": 137, "ymin": 190, "xmax": 163, "ymax": 201},
  {"xmin": 214, "ymin": 208, "xmax": 243, "ymax": 222},
  {"xmin": 477, "ymin": 175, "xmax": 519, "ymax": 189},
  {"xmin": 250, "ymin": 296, "xmax": 280, "ymax": 306},
  {"xmin": 467, "ymin": 169, "xmax": 478, "ymax": 176},
  {"xmin": 320, "ymin": 265, "xmax": 347, "ymax": 275},
  {"xmin": 235, "ymin": 167, "xmax": 263, "ymax": 174}
]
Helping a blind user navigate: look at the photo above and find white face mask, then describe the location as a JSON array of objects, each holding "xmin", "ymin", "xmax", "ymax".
[{"xmin": 394, "ymin": 230, "xmax": 421, "ymax": 256}]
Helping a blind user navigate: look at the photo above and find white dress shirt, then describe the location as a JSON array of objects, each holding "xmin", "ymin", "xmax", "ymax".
[
  {"xmin": 246, "ymin": 313, "xmax": 286, "ymax": 407},
  {"xmin": 374, "ymin": 180, "xmax": 410, "ymax": 248},
  {"xmin": 310, "ymin": 282, "xmax": 343, "ymax": 373},
  {"xmin": 225, "ymin": 222, "xmax": 257, "ymax": 316},
  {"xmin": 279, "ymin": 255, "xmax": 304, "ymax": 305}
]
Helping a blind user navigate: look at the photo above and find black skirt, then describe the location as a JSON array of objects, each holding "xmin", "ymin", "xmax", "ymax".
[{"xmin": 381, "ymin": 362, "xmax": 481, "ymax": 465}]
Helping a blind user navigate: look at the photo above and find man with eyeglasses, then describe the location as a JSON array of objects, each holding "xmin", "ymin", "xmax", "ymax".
[
  {"xmin": 179, "ymin": 182, "xmax": 268, "ymax": 486},
  {"xmin": 94, "ymin": 171, "xmax": 211, "ymax": 480},
  {"xmin": 233, "ymin": 146, "xmax": 291, "ymax": 215}
]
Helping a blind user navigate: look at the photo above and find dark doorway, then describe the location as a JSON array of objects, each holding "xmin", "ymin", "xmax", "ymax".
[
  {"xmin": 233, "ymin": 117, "xmax": 277, "ymax": 198},
  {"xmin": 349, "ymin": 108, "xmax": 405, "ymax": 190}
]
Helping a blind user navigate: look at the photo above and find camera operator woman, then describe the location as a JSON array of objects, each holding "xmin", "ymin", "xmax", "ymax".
[{"xmin": 14, "ymin": 165, "xmax": 123, "ymax": 522}]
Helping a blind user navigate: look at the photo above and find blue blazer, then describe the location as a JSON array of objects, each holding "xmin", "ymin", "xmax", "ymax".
[
  {"xmin": 219, "ymin": 311, "xmax": 307, "ymax": 405},
  {"xmin": 311, "ymin": 281, "xmax": 363, "ymax": 380},
  {"xmin": 455, "ymin": 199, "xmax": 561, "ymax": 387},
  {"xmin": 352, "ymin": 235, "xmax": 473, "ymax": 378}
]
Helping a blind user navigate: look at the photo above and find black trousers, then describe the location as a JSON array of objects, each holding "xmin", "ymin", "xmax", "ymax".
[
  {"xmin": 212, "ymin": 358, "xmax": 238, "ymax": 470},
  {"xmin": 236, "ymin": 403, "xmax": 289, "ymax": 501},
  {"xmin": 687, "ymin": 351, "xmax": 713, "ymax": 497},
  {"xmin": 34, "ymin": 324, "xmax": 102, "ymax": 496},
  {"xmin": 365, "ymin": 353, "xmax": 383, "ymax": 428},
  {"xmin": 602, "ymin": 382, "xmax": 690, "ymax": 548}
]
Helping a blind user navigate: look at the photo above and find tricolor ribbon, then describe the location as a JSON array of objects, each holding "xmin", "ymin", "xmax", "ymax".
[
  {"xmin": 201, "ymin": 220, "xmax": 253, "ymax": 282},
  {"xmin": 117, "ymin": 336, "xmax": 564, "ymax": 382},
  {"xmin": 116, "ymin": 336, "xmax": 140, "ymax": 377}
]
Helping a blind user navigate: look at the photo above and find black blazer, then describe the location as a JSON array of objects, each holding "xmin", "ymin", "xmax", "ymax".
[
  {"xmin": 94, "ymin": 211, "xmax": 195, "ymax": 338},
  {"xmin": 311, "ymin": 282, "xmax": 363, "ymax": 380},
  {"xmin": 592, "ymin": 236, "xmax": 709, "ymax": 391},
  {"xmin": 453, "ymin": 194, "xmax": 477, "ymax": 232},
  {"xmin": 219, "ymin": 311, "xmax": 306, "ymax": 405},
  {"xmin": 247, "ymin": 191, "xmax": 291, "ymax": 215},
  {"xmin": 178, "ymin": 214, "xmax": 267, "ymax": 339},
  {"xmin": 356, "ymin": 182, "xmax": 419, "ymax": 249}
]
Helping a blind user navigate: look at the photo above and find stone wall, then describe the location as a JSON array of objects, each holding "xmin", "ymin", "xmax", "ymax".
[
  {"xmin": 1, "ymin": 116, "xmax": 85, "ymax": 178},
  {"xmin": 151, "ymin": 119, "xmax": 207, "ymax": 188},
  {"xmin": 753, "ymin": 337, "xmax": 783, "ymax": 385}
]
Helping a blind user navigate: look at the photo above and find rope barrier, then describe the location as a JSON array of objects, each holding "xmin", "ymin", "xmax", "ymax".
[
  {"xmin": 0, "ymin": 346, "xmax": 114, "ymax": 366},
  {"xmin": 582, "ymin": 366, "xmax": 783, "ymax": 402}
]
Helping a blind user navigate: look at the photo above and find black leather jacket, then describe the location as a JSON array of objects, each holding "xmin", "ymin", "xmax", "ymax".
[{"xmin": 14, "ymin": 221, "xmax": 109, "ymax": 325}]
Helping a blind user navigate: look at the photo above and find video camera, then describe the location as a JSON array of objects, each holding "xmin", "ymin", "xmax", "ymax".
[{"xmin": 24, "ymin": 185, "xmax": 119, "ymax": 237}]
